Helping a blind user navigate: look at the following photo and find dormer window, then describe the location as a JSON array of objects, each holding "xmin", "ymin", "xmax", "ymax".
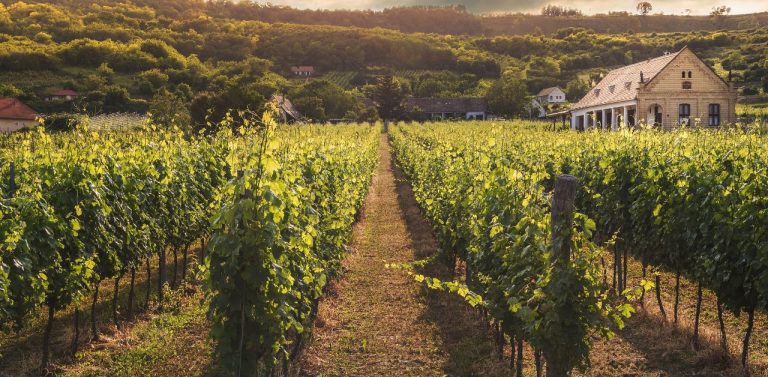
[
  {"xmin": 682, "ymin": 81, "xmax": 692, "ymax": 90},
  {"xmin": 609, "ymin": 85, "xmax": 615, "ymax": 93},
  {"xmin": 594, "ymin": 89, "xmax": 601, "ymax": 96},
  {"xmin": 624, "ymin": 81, "xmax": 632, "ymax": 89}
]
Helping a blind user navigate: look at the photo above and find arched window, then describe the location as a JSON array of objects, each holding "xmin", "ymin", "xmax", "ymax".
[
  {"xmin": 682, "ymin": 81, "xmax": 692, "ymax": 89},
  {"xmin": 682, "ymin": 71, "xmax": 686, "ymax": 78},
  {"xmin": 679, "ymin": 104, "xmax": 690, "ymax": 125},
  {"xmin": 688, "ymin": 71, "xmax": 692, "ymax": 78}
]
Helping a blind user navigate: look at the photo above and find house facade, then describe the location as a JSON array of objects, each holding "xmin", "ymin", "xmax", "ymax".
[
  {"xmin": 536, "ymin": 87, "xmax": 567, "ymax": 104},
  {"xmin": 45, "ymin": 89, "xmax": 79, "ymax": 102},
  {"xmin": 0, "ymin": 98, "xmax": 38, "ymax": 132},
  {"xmin": 571, "ymin": 47, "xmax": 737, "ymax": 131},
  {"xmin": 405, "ymin": 98, "xmax": 487, "ymax": 120}
]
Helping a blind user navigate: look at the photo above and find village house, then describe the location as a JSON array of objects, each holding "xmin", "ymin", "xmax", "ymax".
[
  {"xmin": 405, "ymin": 97, "xmax": 488, "ymax": 121},
  {"xmin": 0, "ymin": 98, "xmax": 38, "ymax": 132},
  {"xmin": 535, "ymin": 86, "xmax": 567, "ymax": 104},
  {"xmin": 531, "ymin": 86, "xmax": 568, "ymax": 118},
  {"xmin": 570, "ymin": 47, "xmax": 737, "ymax": 130},
  {"xmin": 45, "ymin": 89, "xmax": 80, "ymax": 102},
  {"xmin": 290, "ymin": 66, "xmax": 315, "ymax": 77}
]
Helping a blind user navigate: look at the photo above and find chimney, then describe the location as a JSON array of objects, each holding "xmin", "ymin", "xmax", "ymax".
[{"xmin": 640, "ymin": 72, "xmax": 644, "ymax": 83}]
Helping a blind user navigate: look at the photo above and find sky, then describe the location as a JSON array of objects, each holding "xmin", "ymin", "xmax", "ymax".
[{"xmin": 263, "ymin": 0, "xmax": 768, "ymax": 15}]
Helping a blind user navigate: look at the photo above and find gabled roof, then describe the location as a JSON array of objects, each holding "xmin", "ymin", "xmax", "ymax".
[
  {"xmin": 405, "ymin": 97, "xmax": 487, "ymax": 113},
  {"xmin": 0, "ymin": 98, "xmax": 38, "ymax": 120},
  {"xmin": 536, "ymin": 87, "xmax": 563, "ymax": 97},
  {"xmin": 572, "ymin": 49, "xmax": 683, "ymax": 110},
  {"xmin": 49, "ymin": 89, "xmax": 79, "ymax": 97},
  {"xmin": 271, "ymin": 95, "xmax": 304, "ymax": 122}
]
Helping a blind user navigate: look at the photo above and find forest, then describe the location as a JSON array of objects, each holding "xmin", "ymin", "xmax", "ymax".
[{"xmin": 0, "ymin": 0, "xmax": 766, "ymax": 124}]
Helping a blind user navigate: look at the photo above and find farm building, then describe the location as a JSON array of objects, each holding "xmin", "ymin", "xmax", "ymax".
[
  {"xmin": 405, "ymin": 97, "xmax": 487, "ymax": 120},
  {"xmin": 45, "ymin": 89, "xmax": 80, "ymax": 102},
  {"xmin": 571, "ymin": 47, "xmax": 737, "ymax": 130},
  {"xmin": 0, "ymin": 98, "xmax": 38, "ymax": 132},
  {"xmin": 290, "ymin": 66, "xmax": 315, "ymax": 77}
]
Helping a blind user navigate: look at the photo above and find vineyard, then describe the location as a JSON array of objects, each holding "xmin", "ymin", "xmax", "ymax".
[
  {"xmin": 390, "ymin": 121, "xmax": 768, "ymax": 375},
  {"xmin": 0, "ymin": 114, "xmax": 379, "ymax": 376},
  {"xmin": 0, "ymin": 118, "xmax": 767, "ymax": 376}
]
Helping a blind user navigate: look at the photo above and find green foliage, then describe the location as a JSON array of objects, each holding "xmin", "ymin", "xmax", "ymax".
[
  {"xmin": 206, "ymin": 113, "xmax": 378, "ymax": 374},
  {"xmin": 0, "ymin": 123, "xmax": 228, "ymax": 333},
  {"xmin": 372, "ymin": 74, "xmax": 405, "ymax": 120},
  {"xmin": 390, "ymin": 122, "xmax": 628, "ymax": 375},
  {"xmin": 485, "ymin": 71, "xmax": 529, "ymax": 117}
]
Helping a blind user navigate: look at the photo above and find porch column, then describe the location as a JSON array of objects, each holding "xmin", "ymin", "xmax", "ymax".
[
  {"xmin": 623, "ymin": 106, "xmax": 629, "ymax": 128},
  {"xmin": 611, "ymin": 108, "xmax": 618, "ymax": 131},
  {"xmin": 601, "ymin": 109, "xmax": 608, "ymax": 130}
]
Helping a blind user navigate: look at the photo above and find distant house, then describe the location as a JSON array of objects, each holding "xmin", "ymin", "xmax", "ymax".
[
  {"xmin": 290, "ymin": 66, "xmax": 315, "ymax": 77},
  {"xmin": 571, "ymin": 47, "xmax": 737, "ymax": 130},
  {"xmin": 0, "ymin": 98, "xmax": 38, "ymax": 132},
  {"xmin": 404, "ymin": 97, "xmax": 487, "ymax": 121},
  {"xmin": 45, "ymin": 89, "xmax": 80, "ymax": 102},
  {"xmin": 535, "ymin": 87, "xmax": 567, "ymax": 104},
  {"xmin": 271, "ymin": 95, "xmax": 305, "ymax": 123}
]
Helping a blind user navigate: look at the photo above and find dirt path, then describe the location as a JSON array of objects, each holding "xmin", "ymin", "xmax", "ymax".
[{"xmin": 297, "ymin": 134, "xmax": 509, "ymax": 377}]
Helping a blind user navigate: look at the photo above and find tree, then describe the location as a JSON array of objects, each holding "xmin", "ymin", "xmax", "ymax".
[
  {"xmin": 485, "ymin": 71, "xmax": 528, "ymax": 118},
  {"xmin": 0, "ymin": 83, "xmax": 23, "ymax": 97},
  {"xmin": 293, "ymin": 96, "xmax": 325, "ymax": 121},
  {"xmin": 636, "ymin": 1, "xmax": 652, "ymax": 15},
  {"xmin": 149, "ymin": 89, "xmax": 191, "ymax": 132},
  {"xmin": 565, "ymin": 78, "xmax": 591, "ymax": 101},
  {"xmin": 372, "ymin": 74, "xmax": 405, "ymax": 120},
  {"xmin": 710, "ymin": 5, "xmax": 731, "ymax": 16}
]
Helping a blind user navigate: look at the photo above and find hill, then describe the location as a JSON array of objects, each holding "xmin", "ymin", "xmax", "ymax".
[{"xmin": 0, "ymin": 0, "xmax": 766, "ymax": 124}]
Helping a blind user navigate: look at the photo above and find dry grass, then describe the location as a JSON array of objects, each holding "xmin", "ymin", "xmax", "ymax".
[
  {"xmin": 295, "ymin": 134, "xmax": 510, "ymax": 376},
  {"xmin": 579, "ymin": 253, "xmax": 767, "ymax": 377}
]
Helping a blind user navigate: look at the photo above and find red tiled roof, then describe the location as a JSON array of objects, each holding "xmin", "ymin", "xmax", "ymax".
[
  {"xmin": 572, "ymin": 49, "xmax": 682, "ymax": 110},
  {"xmin": 50, "ymin": 89, "xmax": 79, "ymax": 96},
  {"xmin": 0, "ymin": 98, "xmax": 38, "ymax": 120}
]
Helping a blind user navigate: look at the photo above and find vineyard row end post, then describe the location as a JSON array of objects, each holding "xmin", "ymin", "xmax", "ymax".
[{"xmin": 548, "ymin": 174, "xmax": 577, "ymax": 377}]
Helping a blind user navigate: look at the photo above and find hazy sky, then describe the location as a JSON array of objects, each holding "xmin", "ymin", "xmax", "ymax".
[{"xmin": 266, "ymin": 0, "xmax": 768, "ymax": 15}]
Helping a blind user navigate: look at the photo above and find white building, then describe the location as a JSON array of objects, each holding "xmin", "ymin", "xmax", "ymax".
[{"xmin": 535, "ymin": 87, "xmax": 567, "ymax": 104}]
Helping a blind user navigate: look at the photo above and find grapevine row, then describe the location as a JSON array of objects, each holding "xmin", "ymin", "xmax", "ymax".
[
  {"xmin": 206, "ymin": 118, "xmax": 380, "ymax": 375},
  {"xmin": 391, "ymin": 121, "xmax": 767, "ymax": 373}
]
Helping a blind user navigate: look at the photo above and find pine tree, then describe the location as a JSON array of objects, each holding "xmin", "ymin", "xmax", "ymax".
[{"xmin": 372, "ymin": 74, "xmax": 404, "ymax": 120}]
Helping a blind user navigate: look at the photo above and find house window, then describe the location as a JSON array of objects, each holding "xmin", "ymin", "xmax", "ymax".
[
  {"xmin": 682, "ymin": 81, "xmax": 692, "ymax": 89},
  {"xmin": 688, "ymin": 71, "xmax": 692, "ymax": 78},
  {"xmin": 678, "ymin": 104, "xmax": 690, "ymax": 125},
  {"xmin": 682, "ymin": 71, "xmax": 686, "ymax": 78},
  {"xmin": 708, "ymin": 104, "xmax": 720, "ymax": 126}
]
